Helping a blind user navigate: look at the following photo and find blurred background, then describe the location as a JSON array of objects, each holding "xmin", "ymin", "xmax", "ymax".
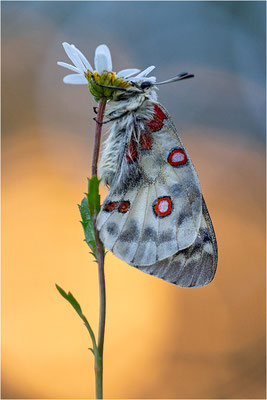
[{"xmin": 1, "ymin": 1, "xmax": 266, "ymax": 399}]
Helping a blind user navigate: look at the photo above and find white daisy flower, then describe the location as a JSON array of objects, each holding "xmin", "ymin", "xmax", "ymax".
[{"xmin": 57, "ymin": 42, "xmax": 156, "ymax": 85}]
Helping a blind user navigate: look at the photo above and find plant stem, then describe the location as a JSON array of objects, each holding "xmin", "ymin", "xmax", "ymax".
[
  {"xmin": 91, "ymin": 97, "xmax": 107, "ymax": 399},
  {"xmin": 94, "ymin": 219, "xmax": 105, "ymax": 399},
  {"xmin": 92, "ymin": 98, "xmax": 107, "ymax": 177}
]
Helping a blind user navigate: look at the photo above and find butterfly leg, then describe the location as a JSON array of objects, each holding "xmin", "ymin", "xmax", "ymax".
[
  {"xmin": 94, "ymin": 110, "xmax": 130, "ymax": 125},
  {"xmin": 93, "ymin": 117, "xmax": 111, "ymax": 125}
]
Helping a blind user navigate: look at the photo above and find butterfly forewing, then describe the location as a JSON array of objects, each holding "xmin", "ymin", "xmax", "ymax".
[
  {"xmin": 136, "ymin": 197, "xmax": 218, "ymax": 287},
  {"xmin": 97, "ymin": 102, "xmax": 205, "ymax": 269}
]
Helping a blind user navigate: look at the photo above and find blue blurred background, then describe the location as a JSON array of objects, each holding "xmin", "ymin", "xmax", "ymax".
[{"xmin": 2, "ymin": 1, "xmax": 266, "ymax": 399}]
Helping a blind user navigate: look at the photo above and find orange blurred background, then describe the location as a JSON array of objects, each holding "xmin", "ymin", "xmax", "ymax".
[{"xmin": 2, "ymin": 2, "xmax": 265, "ymax": 399}]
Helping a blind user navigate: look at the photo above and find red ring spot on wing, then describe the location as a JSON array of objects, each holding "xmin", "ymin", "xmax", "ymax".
[
  {"xmin": 153, "ymin": 196, "xmax": 172, "ymax": 217},
  {"xmin": 168, "ymin": 149, "xmax": 188, "ymax": 166},
  {"xmin": 118, "ymin": 201, "xmax": 130, "ymax": 213},
  {"xmin": 146, "ymin": 105, "xmax": 167, "ymax": 132},
  {"xmin": 103, "ymin": 201, "xmax": 119, "ymax": 212},
  {"xmin": 140, "ymin": 132, "xmax": 153, "ymax": 149},
  {"xmin": 126, "ymin": 141, "xmax": 137, "ymax": 162}
]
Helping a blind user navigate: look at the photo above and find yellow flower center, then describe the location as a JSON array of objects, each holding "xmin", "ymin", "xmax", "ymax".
[{"xmin": 84, "ymin": 70, "xmax": 130, "ymax": 102}]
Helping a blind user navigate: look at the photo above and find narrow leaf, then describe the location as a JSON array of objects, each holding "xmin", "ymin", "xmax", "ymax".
[
  {"xmin": 56, "ymin": 284, "xmax": 82, "ymax": 315},
  {"xmin": 79, "ymin": 197, "xmax": 97, "ymax": 256},
  {"xmin": 55, "ymin": 284, "xmax": 97, "ymax": 350}
]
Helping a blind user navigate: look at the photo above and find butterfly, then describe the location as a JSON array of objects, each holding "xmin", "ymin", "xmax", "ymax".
[{"xmin": 96, "ymin": 73, "xmax": 218, "ymax": 287}]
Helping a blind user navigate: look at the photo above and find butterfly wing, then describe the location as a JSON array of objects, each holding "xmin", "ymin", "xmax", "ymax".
[
  {"xmin": 135, "ymin": 197, "xmax": 218, "ymax": 287},
  {"xmin": 97, "ymin": 103, "xmax": 203, "ymax": 267}
]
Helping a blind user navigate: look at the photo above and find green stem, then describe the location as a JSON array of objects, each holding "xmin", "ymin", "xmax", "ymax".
[
  {"xmin": 91, "ymin": 97, "xmax": 107, "ymax": 399},
  {"xmin": 94, "ymin": 217, "xmax": 105, "ymax": 399},
  {"xmin": 92, "ymin": 98, "xmax": 107, "ymax": 177}
]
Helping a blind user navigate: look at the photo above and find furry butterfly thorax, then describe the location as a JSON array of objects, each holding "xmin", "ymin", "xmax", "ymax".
[{"xmin": 97, "ymin": 77, "xmax": 218, "ymax": 288}]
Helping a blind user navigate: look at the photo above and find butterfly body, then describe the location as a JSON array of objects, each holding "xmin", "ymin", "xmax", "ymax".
[{"xmin": 97, "ymin": 84, "xmax": 217, "ymax": 287}]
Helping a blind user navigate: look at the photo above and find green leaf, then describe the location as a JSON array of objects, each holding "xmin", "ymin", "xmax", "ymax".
[
  {"xmin": 87, "ymin": 176, "xmax": 101, "ymax": 215},
  {"xmin": 79, "ymin": 197, "xmax": 97, "ymax": 257},
  {"xmin": 55, "ymin": 284, "xmax": 97, "ymax": 352},
  {"xmin": 79, "ymin": 177, "xmax": 105, "ymax": 259}
]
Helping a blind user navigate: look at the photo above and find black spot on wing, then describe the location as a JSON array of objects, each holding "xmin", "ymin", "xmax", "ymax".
[
  {"xmin": 159, "ymin": 230, "xmax": 174, "ymax": 243},
  {"xmin": 170, "ymin": 183, "xmax": 184, "ymax": 197},
  {"xmin": 177, "ymin": 211, "xmax": 191, "ymax": 226},
  {"xmin": 183, "ymin": 180, "xmax": 201, "ymax": 198},
  {"xmin": 141, "ymin": 227, "xmax": 157, "ymax": 242},
  {"xmin": 119, "ymin": 220, "xmax": 140, "ymax": 242},
  {"xmin": 190, "ymin": 236, "xmax": 202, "ymax": 254},
  {"xmin": 106, "ymin": 222, "xmax": 119, "ymax": 236},
  {"xmin": 200, "ymin": 228, "xmax": 211, "ymax": 243}
]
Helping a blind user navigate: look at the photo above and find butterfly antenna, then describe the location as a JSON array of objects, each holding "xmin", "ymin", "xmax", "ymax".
[
  {"xmin": 91, "ymin": 75, "xmax": 128, "ymax": 91},
  {"xmin": 155, "ymin": 72, "xmax": 194, "ymax": 86}
]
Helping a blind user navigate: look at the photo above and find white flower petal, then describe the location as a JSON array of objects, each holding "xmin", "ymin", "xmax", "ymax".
[
  {"xmin": 116, "ymin": 68, "xmax": 140, "ymax": 78},
  {"xmin": 59, "ymin": 43, "xmax": 157, "ymax": 87},
  {"xmin": 94, "ymin": 44, "xmax": 112, "ymax": 73},
  {"xmin": 135, "ymin": 65, "xmax": 155, "ymax": 79},
  {"xmin": 57, "ymin": 61, "xmax": 80, "ymax": 73},
  {"xmin": 63, "ymin": 74, "xmax": 88, "ymax": 84},
  {"xmin": 129, "ymin": 75, "xmax": 157, "ymax": 83},
  {"xmin": 62, "ymin": 42, "xmax": 86, "ymax": 73},
  {"xmin": 70, "ymin": 45, "xmax": 93, "ymax": 72}
]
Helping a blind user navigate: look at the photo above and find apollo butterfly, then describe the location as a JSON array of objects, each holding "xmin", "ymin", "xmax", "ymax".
[{"xmin": 97, "ymin": 74, "xmax": 217, "ymax": 287}]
